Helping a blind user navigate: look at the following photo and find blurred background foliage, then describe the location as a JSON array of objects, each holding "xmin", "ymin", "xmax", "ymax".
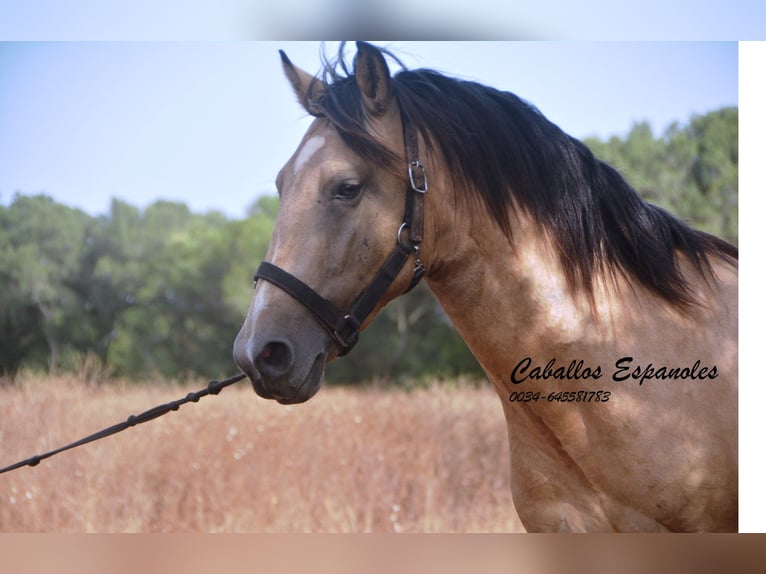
[{"xmin": 0, "ymin": 108, "xmax": 737, "ymax": 384}]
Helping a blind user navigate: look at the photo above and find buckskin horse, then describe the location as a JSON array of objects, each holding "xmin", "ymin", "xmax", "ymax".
[{"xmin": 233, "ymin": 42, "xmax": 738, "ymax": 532}]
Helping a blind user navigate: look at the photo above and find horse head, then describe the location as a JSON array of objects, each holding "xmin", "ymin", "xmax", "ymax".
[{"xmin": 233, "ymin": 42, "xmax": 426, "ymax": 404}]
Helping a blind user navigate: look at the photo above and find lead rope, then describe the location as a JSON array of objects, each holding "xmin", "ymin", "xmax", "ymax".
[{"xmin": 0, "ymin": 372, "xmax": 246, "ymax": 475}]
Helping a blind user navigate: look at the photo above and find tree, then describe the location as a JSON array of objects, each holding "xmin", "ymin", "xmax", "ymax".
[
  {"xmin": 584, "ymin": 108, "xmax": 738, "ymax": 245},
  {"xmin": 0, "ymin": 195, "xmax": 91, "ymax": 374},
  {"xmin": 101, "ymin": 201, "xmax": 235, "ymax": 378},
  {"xmin": 63, "ymin": 199, "xmax": 145, "ymax": 370},
  {"xmin": 0, "ymin": 203, "xmax": 46, "ymax": 377},
  {"xmin": 687, "ymin": 108, "xmax": 738, "ymax": 243}
]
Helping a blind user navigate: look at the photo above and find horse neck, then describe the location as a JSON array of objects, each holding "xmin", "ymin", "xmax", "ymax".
[{"xmin": 423, "ymin": 190, "xmax": 608, "ymax": 381}]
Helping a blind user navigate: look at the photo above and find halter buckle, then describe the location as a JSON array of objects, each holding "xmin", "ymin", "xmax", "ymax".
[{"xmin": 408, "ymin": 160, "xmax": 428, "ymax": 194}]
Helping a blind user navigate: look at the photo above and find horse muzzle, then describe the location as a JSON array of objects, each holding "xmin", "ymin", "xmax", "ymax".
[{"xmin": 233, "ymin": 333, "xmax": 328, "ymax": 404}]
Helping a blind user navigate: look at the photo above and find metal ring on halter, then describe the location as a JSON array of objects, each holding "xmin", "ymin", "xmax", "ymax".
[
  {"xmin": 397, "ymin": 222, "xmax": 411, "ymax": 246},
  {"xmin": 396, "ymin": 221, "xmax": 420, "ymax": 254}
]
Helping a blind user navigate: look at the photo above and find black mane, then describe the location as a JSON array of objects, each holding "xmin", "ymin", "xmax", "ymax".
[{"xmin": 310, "ymin": 46, "xmax": 738, "ymax": 310}]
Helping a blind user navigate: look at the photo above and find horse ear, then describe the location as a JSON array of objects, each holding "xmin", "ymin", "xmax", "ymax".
[
  {"xmin": 354, "ymin": 41, "xmax": 392, "ymax": 116},
  {"xmin": 280, "ymin": 50, "xmax": 324, "ymax": 115}
]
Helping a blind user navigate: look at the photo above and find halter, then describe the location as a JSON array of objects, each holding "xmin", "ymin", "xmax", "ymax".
[{"xmin": 253, "ymin": 114, "xmax": 427, "ymax": 356}]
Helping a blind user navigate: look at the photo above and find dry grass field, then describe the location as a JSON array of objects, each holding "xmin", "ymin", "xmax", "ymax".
[{"xmin": 0, "ymin": 373, "xmax": 523, "ymax": 532}]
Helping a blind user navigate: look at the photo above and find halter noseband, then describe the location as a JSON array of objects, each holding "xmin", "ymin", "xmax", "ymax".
[{"xmin": 252, "ymin": 114, "xmax": 427, "ymax": 356}]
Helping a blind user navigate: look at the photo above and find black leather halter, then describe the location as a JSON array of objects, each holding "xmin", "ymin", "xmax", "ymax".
[{"xmin": 253, "ymin": 115, "xmax": 427, "ymax": 356}]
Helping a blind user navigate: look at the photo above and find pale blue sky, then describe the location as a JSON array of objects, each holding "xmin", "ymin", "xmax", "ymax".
[
  {"xmin": 0, "ymin": 42, "xmax": 739, "ymax": 217},
  {"xmin": 0, "ymin": 0, "xmax": 764, "ymax": 39}
]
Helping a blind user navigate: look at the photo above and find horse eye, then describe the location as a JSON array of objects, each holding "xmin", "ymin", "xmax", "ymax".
[{"xmin": 333, "ymin": 183, "xmax": 362, "ymax": 200}]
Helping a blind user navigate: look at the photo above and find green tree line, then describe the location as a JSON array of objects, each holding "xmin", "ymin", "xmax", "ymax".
[{"xmin": 0, "ymin": 108, "xmax": 737, "ymax": 384}]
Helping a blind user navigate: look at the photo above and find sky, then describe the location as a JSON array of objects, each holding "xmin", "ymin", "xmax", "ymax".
[
  {"xmin": 0, "ymin": 41, "xmax": 740, "ymax": 218},
  {"xmin": 0, "ymin": 0, "xmax": 764, "ymax": 40}
]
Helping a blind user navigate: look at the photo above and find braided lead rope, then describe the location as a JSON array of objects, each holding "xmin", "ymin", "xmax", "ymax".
[{"xmin": 0, "ymin": 372, "xmax": 246, "ymax": 475}]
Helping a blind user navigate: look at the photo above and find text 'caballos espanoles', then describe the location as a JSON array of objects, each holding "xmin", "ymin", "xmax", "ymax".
[{"xmin": 509, "ymin": 356, "xmax": 718, "ymax": 386}]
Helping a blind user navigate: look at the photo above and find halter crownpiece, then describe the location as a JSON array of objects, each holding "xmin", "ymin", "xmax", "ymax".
[{"xmin": 253, "ymin": 114, "xmax": 426, "ymax": 356}]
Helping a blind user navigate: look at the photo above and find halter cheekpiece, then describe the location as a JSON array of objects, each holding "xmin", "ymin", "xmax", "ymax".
[{"xmin": 253, "ymin": 113, "xmax": 427, "ymax": 356}]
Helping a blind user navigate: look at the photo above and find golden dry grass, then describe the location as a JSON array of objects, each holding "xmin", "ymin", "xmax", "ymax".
[{"xmin": 0, "ymin": 374, "xmax": 523, "ymax": 532}]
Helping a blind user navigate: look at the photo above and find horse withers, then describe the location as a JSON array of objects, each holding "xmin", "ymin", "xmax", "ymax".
[{"xmin": 233, "ymin": 42, "xmax": 738, "ymax": 532}]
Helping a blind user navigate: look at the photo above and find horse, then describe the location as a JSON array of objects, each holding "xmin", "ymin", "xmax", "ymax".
[{"xmin": 233, "ymin": 42, "xmax": 738, "ymax": 532}]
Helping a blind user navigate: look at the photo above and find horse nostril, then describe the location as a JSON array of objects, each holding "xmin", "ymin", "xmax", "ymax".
[{"xmin": 257, "ymin": 341, "xmax": 293, "ymax": 376}]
